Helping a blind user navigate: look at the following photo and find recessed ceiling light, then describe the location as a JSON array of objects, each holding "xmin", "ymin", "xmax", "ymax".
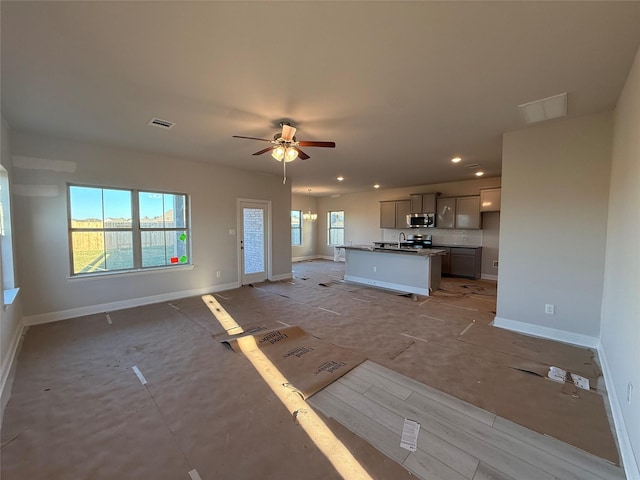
[
  {"xmin": 337, "ymin": 176, "xmax": 344, "ymax": 181},
  {"xmin": 373, "ymin": 184, "xmax": 380, "ymax": 189},
  {"xmin": 451, "ymin": 156, "xmax": 462, "ymax": 163},
  {"xmin": 475, "ymin": 171, "xmax": 485, "ymax": 177}
]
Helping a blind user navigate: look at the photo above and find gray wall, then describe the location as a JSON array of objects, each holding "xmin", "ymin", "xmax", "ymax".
[
  {"xmin": 497, "ymin": 112, "xmax": 613, "ymax": 340},
  {"xmin": 601, "ymin": 46, "xmax": 640, "ymax": 475},
  {"xmin": 10, "ymin": 131, "xmax": 291, "ymax": 321}
]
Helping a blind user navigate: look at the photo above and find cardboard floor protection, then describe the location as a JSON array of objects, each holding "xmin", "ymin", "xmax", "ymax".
[
  {"xmin": 217, "ymin": 325, "xmax": 366, "ymax": 399},
  {"xmin": 457, "ymin": 323, "xmax": 601, "ymax": 381}
]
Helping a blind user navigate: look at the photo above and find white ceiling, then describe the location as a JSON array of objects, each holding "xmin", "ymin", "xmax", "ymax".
[{"xmin": 2, "ymin": 1, "xmax": 639, "ymax": 196}]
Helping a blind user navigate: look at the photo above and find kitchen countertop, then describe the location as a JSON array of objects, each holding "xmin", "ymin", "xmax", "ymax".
[
  {"xmin": 432, "ymin": 244, "xmax": 483, "ymax": 249},
  {"xmin": 339, "ymin": 244, "xmax": 446, "ymax": 257}
]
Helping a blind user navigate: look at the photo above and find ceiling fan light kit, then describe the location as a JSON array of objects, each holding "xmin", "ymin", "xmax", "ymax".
[{"xmin": 233, "ymin": 121, "xmax": 335, "ymax": 183}]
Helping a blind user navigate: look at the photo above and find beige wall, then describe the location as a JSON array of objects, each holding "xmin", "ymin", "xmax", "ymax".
[
  {"xmin": 291, "ymin": 193, "xmax": 318, "ymax": 261},
  {"xmin": 316, "ymin": 177, "xmax": 501, "ymax": 276},
  {"xmin": 0, "ymin": 119, "xmax": 24, "ymax": 420},
  {"xmin": 498, "ymin": 112, "xmax": 613, "ymax": 340},
  {"xmin": 601, "ymin": 45, "xmax": 640, "ymax": 476},
  {"xmin": 10, "ymin": 131, "xmax": 291, "ymax": 321}
]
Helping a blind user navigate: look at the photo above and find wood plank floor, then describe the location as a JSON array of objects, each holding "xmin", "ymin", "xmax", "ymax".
[{"xmin": 308, "ymin": 361, "xmax": 626, "ymax": 480}]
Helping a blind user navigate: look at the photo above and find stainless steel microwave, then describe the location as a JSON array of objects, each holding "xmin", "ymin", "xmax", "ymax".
[{"xmin": 406, "ymin": 213, "xmax": 435, "ymax": 228}]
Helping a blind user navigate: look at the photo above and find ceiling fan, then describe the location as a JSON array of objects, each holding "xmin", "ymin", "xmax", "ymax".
[{"xmin": 233, "ymin": 122, "xmax": 335, "ymax": 183}]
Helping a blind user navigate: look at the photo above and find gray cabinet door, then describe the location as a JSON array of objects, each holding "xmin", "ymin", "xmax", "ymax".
[
  {"xmin": 410, "ymin": 193, "xmax": 438, "ymax": 213},
  {"xmin": 410, "ymin": 195, "xmax": 423, "ymax": 213},
  {"xmin": 440, "ymin": 247, "xmax": 451, "ymax": 274},
  {"xmin": 449, "ymin": 247, "xmax": 482, "ymax": 279},
  {"xmin": 456, "ymin": 196, "xmax": 481, "ymax": 229},
  {"xmin": 380, "ymin": 202, "xmax": 396, "ymax": 228},
  {"xmin": 450, "ymin": 252, "xmax": 476, "ymax": 277},
  {"xmin": 422, "ymin": 193, "xmax": 437, "ymax": 213},
  {"xmin": 436, "ymin": 197, "xmax": 456, "ymax": 229},
  {"xmin": 395, "ymin": 200, "xmax": 411, "ymax": 228},
  {"xmin": 480, "ymin": 188, "xmax": 501, "ymax": 212}
]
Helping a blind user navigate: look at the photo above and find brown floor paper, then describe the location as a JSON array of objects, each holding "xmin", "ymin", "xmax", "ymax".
[
  {"xmin": 1, "ymin": 260, "xmax": 621, "ymax": 478},
  {"xmin": 218, "ymin": 325, "xmax": 366, "ymax": 399},
  {"xmin": 457, "ymin": 323, "xmax": 601, "ymax": 381}
]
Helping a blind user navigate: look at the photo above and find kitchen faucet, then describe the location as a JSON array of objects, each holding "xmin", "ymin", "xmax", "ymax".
[{"xmin": 398, "ymin": 231, "xmax": 406, "ymax": 248}]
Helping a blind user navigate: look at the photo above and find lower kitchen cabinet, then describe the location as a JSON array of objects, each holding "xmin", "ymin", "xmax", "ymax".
[
  {"xmin": 438, "ymin": 246, "xmax": 482, "ymax": 279},
  {"xmin": 440, "ymin": 247, "xmax": 451, "ymax": 274}
]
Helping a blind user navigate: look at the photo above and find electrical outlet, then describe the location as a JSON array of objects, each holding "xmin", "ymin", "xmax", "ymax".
[
  {"xmin": 493, "ymin": 260, "xmax": 499, "ymax": 268},
  {"xmin": 373, "ymin": 266, "xmax": 377, "ymax": 273},
  {"xmin": 628, "ymin": 382, "xmax": 633, "ymax": 404},
  {"xmin": 216, "ymin": 271, "xmax": 221, "ymax": 278},
  {"xmin": 545, "ymin": 304, "xmax": 555, "ymax": 315}
]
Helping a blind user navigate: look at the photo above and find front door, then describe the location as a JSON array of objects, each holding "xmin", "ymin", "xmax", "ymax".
[{"xmin": 239, "ymin": 200, "xmax": 269, "ymax": 285}]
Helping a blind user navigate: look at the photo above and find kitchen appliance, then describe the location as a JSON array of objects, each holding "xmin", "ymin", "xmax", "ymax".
[
  {"xmin": 406, "ymin": 213, "xmax": 435, "ymax": 228},
  {"xmin": 405, "ymin": 234, "xmax": 433, "ymax": 248}
]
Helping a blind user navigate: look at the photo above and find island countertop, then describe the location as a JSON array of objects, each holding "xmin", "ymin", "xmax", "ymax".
[
  {"xmin": 340, "ymin": 245, "xmax": 443, "ymax": 295},
  {"xmin": 338, "ymin": 245, "xmax": 446, "ymax": 257}
]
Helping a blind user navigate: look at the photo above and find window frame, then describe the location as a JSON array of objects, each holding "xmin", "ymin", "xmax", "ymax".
[
  {"xmin": 291, "ymin": 210, "xmax": 302, "ymax": 246},
  {"xmin": 328, "ymin": 210, "xmax": 345, "ymax": 246},
  {"xmin": 67, "ymin": 183, "xmax": 191, "ymax": 277}
]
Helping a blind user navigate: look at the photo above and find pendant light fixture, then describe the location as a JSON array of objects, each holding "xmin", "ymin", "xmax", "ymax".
[{"xmin": 302, "ymin": 188, "xmax": 317, "ymax": 221}]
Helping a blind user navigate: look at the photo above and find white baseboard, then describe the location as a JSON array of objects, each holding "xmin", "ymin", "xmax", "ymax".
[
  {"xmin": 23, "ymin": 281, "xmax": 240, "ymax": 326},
  {"xmin": 1, "ymin": 319, "xmax": 26, "ymax": 423},
  {"xmin": 481, "ymin": 274, "xmax": 498, "ymax": 281},
  {"xmin": 492, "ymin": 316, "xmax": 600, "ymax": 349},
  {"xmin": 598, "ymin": 346, "xmax": 640, "ymax": 479},
  {"xmin": 493, "ymin": 316, "xmax": 638, "ymax": 478},
  {"xmin": 270, "ymin": 272, "xmax": 292, "ymax": 281},
  {"xmin": 292, "ymin": 255, "xmax": 322, "ymax": 262},
  {"xmin": 319, "ymin": 255, "xmax": 345, "ymax": 262}
]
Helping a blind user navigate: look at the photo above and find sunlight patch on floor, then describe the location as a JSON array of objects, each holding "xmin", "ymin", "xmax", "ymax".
[{"xmin": 201, "ymin": 294, "xmax": 373, "ymax": 480}]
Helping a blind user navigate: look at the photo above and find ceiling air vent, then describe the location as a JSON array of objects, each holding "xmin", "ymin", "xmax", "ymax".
[
  {"xmin": 465, "ymin": 163, "xmax": 481, "ymax": 169},
  {"xmin": 518, "ymin": 93, "xmax": 567, "ymax": 125},
  {"xmin": 148, "ymin": 117, "xmax": 175, "ymax": 130}
]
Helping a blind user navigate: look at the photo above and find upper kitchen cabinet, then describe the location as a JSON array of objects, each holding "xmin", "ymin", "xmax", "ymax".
[
  {"xmin": 410, "ymin": 193, "xmax": 440, "ymax": 213},
  {"xmin": 436, "ymin": 197, "xmax": 456, "ymax": 228},
  {"xmin": 436, "ymin": 196, "xmax": 481, "ymax": 229},
  {"xmin": 480, "ymin": 187, "xmax": 501, "ymax": 212},
  {"xmin": 380, "ymin": 200, "xmax": 411, "ymax": 229},
  {"xmin": 456, "ymin": 196, "xmax": 481, "ymax": 229}
]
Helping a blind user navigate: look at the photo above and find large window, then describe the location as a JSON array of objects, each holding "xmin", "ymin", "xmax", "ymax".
[
  {"xmin": 68, "ymin": 185, "xmax": 190, "ymax": 275},
  {"xmin": 328, "ymin": 210, "xmax": 344, "ymax": 246},
  {"xmin": 291, "ymin": 210, "xmax": 302, "ymax": 246}
]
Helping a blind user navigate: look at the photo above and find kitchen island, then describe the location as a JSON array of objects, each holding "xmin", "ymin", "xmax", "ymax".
[{"xmin": 340, "ymin": 245, "xmax": 445, "ymax": 296}]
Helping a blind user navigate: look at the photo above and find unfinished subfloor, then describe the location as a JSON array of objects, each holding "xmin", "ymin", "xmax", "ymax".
[{"xmin": 0, "ymin": 260, "xmax": 624, "ymax": 479}]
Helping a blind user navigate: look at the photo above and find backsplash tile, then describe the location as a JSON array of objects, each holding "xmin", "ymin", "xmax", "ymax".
[{"xmin": 382, "ymin": 228, "xmax": 483, "ymax": 247}]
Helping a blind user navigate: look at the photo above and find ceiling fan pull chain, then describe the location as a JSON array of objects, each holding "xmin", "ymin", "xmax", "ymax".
[{"xmin": 283, "ymin": 161, "xmax": 287, "ymax": 184}]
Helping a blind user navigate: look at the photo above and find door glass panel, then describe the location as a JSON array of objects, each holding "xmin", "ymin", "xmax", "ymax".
[{"xmin": 243, "ymin": 207, "xmax": 264, "ymax": 275}]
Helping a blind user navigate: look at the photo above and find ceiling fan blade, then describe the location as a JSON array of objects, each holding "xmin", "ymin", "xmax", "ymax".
[
  {"xmin": 252, "ymin": 146, "xmax": 275, "ymax": 156},
  {"xmin": 232, "ymin": 135, "xmax": 272, "ymax": 142},
  {"xmin": 281, "ymin": 124, "xmax": 297, "ymax": 141},
  {"xmin": 297, "ymin": 141, "xmax": 336, "ymax": 148},
  {"xmin": 296, "ymin": 148, "xmax": 310, "ymax": 160}
]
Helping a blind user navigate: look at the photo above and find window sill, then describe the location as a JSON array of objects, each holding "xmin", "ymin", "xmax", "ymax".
[
  {"xmin": 67, "ymin": 264, "xmax": 195, "ymax": 282},
  {"xmin": 3, "ymin": 287, "xmax": 20, "ymax": 310}
]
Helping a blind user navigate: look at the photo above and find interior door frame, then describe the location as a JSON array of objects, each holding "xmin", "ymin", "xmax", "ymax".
[{"xmin": 237, "ymin": 198, "xmax": 272, "ymax": 285}]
